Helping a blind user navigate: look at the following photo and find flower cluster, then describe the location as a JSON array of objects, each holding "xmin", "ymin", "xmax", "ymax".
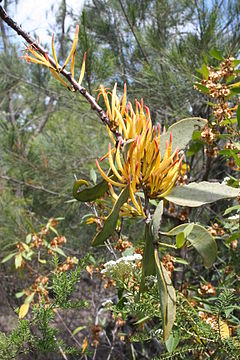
[
  {"xmin": 195, "ymin": 56, "xmax": 237, "ymax": 125},
  {"xmin": 101, "ymin": 254, "xmax": 142, "ymax": 277},
  {"xmin": 96, "ymin": 84, "xmax": 183, "ymax": 215}
]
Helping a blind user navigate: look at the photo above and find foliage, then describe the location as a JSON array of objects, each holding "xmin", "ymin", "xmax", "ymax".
[{"xmin": 0, "ymin": 1, "xmax": 240, "ymax": 359}]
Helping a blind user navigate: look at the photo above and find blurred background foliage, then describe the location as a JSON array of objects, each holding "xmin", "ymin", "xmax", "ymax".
[{"xmin": 0, "ymin": 0, "xmax": 239, "ymax": 359}]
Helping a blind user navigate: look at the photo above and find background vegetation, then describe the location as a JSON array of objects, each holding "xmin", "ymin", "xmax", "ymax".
[{"xmin": 0, "ymin": 0, "xmax": 239, "ymax": 359}]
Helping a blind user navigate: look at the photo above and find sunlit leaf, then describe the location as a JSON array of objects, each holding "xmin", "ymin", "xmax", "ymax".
[
  {"xmin": 15, "ymin": 253, "xmax": 23, "ymax": 269},
  {"xmin": 165, "ymin": 182, "xmax": 240, "ymax": 207},
  {"xmin": 24, "ymin": 292, "xmax": 35, "ymax": 304},
  {"xmin": 159, "ymin": 118, "xmax": 207, "ymax": 155},
  {"xmin": 1, "ymin": 252, "xmax": 17, "ymax": 263},
  {"xmin": 72, "ymin": 325, "xmax": 86, "ymax": 336}
]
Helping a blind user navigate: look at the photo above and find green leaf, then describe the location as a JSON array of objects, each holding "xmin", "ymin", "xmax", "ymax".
[
  {"xmin": 72, "ymin": 325, "xmax": 86, "ymax": 336},
  {"xmin": 24, "ymin": 292, "xmax": 35, "ymax": 304},
  {"xmin": 73, "ymin": 178, "xmax": 110, "ymax": 202},
  {"xmin": 167, "ymin": 224, "xmax": 217, "ymax": 268},
  {"xmin": 176, "ymin": 232, "xmax": 185, "ymax": 248},
  {"xmin": 143, "ymin": 224, "xmax": 156, "ymax": 277},
  {"xmin": 53, "ymin": 247, "xmax": 67, "ymax": 257},
  {"xmin": 224, "ymin": 205, "xmax": 240, "ymax": 215},
  {"xmin": 15, "ymin": 291, "xmax": 25, "ymax": 298},
  {"xmin": 230, "ymin": 87, "xmax": 240, "ymax": 95},
  {"xmin": 233, "ymin": 60, "xmax": 240, "ymax": 66},
  {"xmin": 154, "ymin": 248, "xmax": 176, "ymax": 342},
  {"xmin": 152, "ymin": 200, "xmax": 164, "ymax": 240},
  {"xmin": 209, "ymin": 47, "xmax": 224, "ymax": 60},
  {"xmin": 194, "ymin": 83, "xmax": 210, "ymax": 94},
  {"xmin": 201, "ymin": 63, "xmax": 209, "ymax": 80},
  {"xmin": 92, "ymin": 186, "xmax": 129, "ymax": 246},
  {"xmin": 38, "ymin": 258, "xmax": 47, "ymax": 264},
  {"xmin": 15, "ymin": 253, "xmax": 23, "ymax": 269},
  {"xmin": 159, "ymin": 118, "xmax": 207, "ymax": 155},
  {"xmin": 237, "ymin": 104, "xmax": 240, "ymax": 129},
  {"xmin": 1, "ymin": 252, "xmax": 17, "ymax": 263},
  {"xmin": 90, "ymin": 168, "xmax": 97, "ymax": 185},
  {"xmin": 49, "ymin": 225, "xmax": 58, "ymax": 236},
  {"xmin": 166, "ymin": 332, "xmax": 179, "ymax": 353},
  {"xmin": 165, "ymin": 182, "xmax": 240, "ymax": 207},
  {"xmin": 225, "ymin": 232, "xmax": 240, "ymax": 244},
  {"xmin": 25, "ymin": 234, "xmax": 32, "ymax": 244},
  {"xmin": 174, "ymin": 257, "xmax": 189, "ymax": 265},
  {"xmin": 123, "ymin": 247, "xmax": 135, "ymax": 256},
  {"xmin": 175, "ymin": 223, "xmax": 194, "ymax": 249}
]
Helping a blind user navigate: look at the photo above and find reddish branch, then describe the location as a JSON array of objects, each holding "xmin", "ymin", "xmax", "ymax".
[{"xmin": 0, "ymin": 5, "xmax": 122, "ymax": 141}]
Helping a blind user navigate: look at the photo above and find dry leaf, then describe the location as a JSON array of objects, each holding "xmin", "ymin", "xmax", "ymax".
[
  {"xmin": 82, "ymin": 336, "xmax": 88, "ymax": 353},
  {"xmin": 219, "ymin": 320, "xmax": 230, "ymax": 339},
  {"xmin": 19, "ymin": 303, "xmax": 30, "ymax": 319},
  {"xmin": 86, "ymin": 265, "xmax": 94, "ymax": 278}
]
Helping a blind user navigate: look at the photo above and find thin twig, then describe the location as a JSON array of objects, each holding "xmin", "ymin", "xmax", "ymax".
[
  {"xmin": 0, "ymin": 5, "xmax": 123, "ymax": 142},
  {"xmin": 55, "ymin": 310, "xmax": 82, "ymax": 349},
  {"xmin": 0, "ymin": 175, "xmax": 63, "ymax": 196},
  {"xmin": 118, "ymin": 0, "xmax": 149, "ymax": 65}
]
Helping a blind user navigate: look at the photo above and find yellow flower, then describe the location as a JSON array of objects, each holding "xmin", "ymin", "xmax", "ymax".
[{"xmin": 96, "ymin": 85, "xmax": 183, "ymax": 213}]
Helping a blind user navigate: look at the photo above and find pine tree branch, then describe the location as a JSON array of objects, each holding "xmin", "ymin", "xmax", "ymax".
[
  {"xmin": 34, "ymin": 95, "xmax": 55, "ymax": 136},
  {"xmin": 118, "ymin": 0, "xmax": 150, "ymax": 65},
  {"xmin": 0, "ymin": 5, "xmax": 123, "ymax": 142}
]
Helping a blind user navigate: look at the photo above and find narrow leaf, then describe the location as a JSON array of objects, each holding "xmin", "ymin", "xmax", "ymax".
[
  {"xmin": 52, "ymin": 33, "xmax": 59, "ymax": 70},
  {"xmin": 62, "ymin": 25, "xmax": 79, "ymax": 70},
  {"xmin": 24, "ymin": 292, "xmax": 35, "ymax": 304},
  {"xmin": 154, "ymin": 249, "xmax": 176, "ymax": 342},
  {"xmin": 92, "ymin": 186, "xmax": 129, "ymax": 246},
  {"xmin": 224, "ymin": 204, "xmax": 240, "ymax": 215},
  {"xmin": 50, "ymin": 68, "xmax": 70, "ymax": 89},
  {"xmin": 237, "ymin": 103, "xmax": 240, "ymax": 129},
  {"xmin": 201, "ymin": 63, "xmax": 209, "ymax": 80},
  {"xmin": 53, "ymin": 247, "xmax": 66, "ymax": 257},
  {"xmin": 165, "ymin": 182, "xmax": 240, "ymax": 207},
  {"xmin": 72, "ymin": 325, "xmax": 86, "ymax": 336},
  {"xmin": 1, "ymin": 252, "xmax": 17, "ymax": 263},
  {"xmin": 71, "ymin": 50, "xmax": 76, "ymax": 78},
  {"xmin": 78, "ymin": 51, "xmax": 86, "ymax": 85}
]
